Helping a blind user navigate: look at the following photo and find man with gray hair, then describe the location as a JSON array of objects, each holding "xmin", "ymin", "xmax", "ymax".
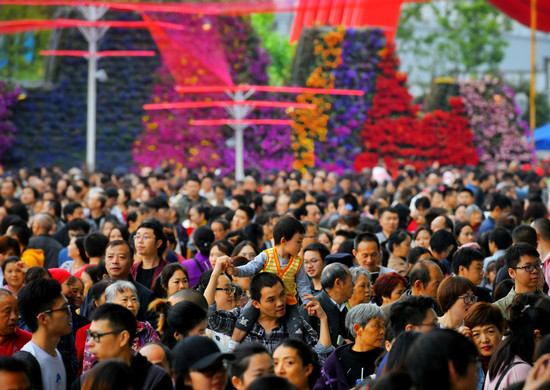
[
  {"xmin": 301, "ymin": 263, "xmax": 354, "ymax": 347},
  {"xmin": 28, "ymin": 213, "xmax": 63, "ymax": 269},
  {"xmin": 381, "ymin": 259, "xmax": 443, "ymax": 318}
]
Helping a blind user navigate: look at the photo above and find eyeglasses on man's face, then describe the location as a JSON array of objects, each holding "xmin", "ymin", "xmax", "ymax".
[
  {"xmin": 39, "ymin": 305, "xmax": 71, "ymax": 318},
  {"xmin": 86, "ymin": 329, "xmax": 124, "ymax": 343},
  {"xmin": 514, "ymin": 263, "xmax": 543, "ymax": 273},
  {"xmin": 134, "ymin": 234, "xmax": 153, "ymax": 241},
  {"xmin": 304, "ymin": 258, "xmax": 321, "ymax": 266},
  {"xmin": 216, "ymin": 286, "xmax": 237, "ymax": 295}
]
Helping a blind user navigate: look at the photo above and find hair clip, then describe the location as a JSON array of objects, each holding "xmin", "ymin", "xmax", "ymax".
[{"xmin": 522, "ymin": 304, "xmax": 531, "ymax": 313}]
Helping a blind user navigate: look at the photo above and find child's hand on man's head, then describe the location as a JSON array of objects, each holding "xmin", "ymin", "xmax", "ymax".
[
  {"xmin": 213, "ymin": 255, "xmax": 230, "ymax": 274},
  {"xmin": 303, "ymin": 294, "xmax": 327, "ymax": 320},
  {"xmin": 225, "ymin": 260, "xmax": 238, "ymax": 276}
]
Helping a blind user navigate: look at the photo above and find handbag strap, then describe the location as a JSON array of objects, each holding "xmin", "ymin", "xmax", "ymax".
[{"xmin": 495, "ymin": 361, "xmax": 526, "ymax": 390}]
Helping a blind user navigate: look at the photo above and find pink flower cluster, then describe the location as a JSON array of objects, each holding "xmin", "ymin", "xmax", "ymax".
[{"xmin": 459, "ymin": 76, "xmax": 534, "ymax": 171}]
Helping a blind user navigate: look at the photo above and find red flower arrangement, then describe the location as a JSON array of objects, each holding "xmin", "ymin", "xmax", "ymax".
[{"xmin": 354, "ymin": 44, "xmax": 478, "ymax": 174}]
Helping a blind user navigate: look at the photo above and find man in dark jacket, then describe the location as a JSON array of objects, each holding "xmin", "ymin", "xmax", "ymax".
[
  {"xmin": 301, "ymin": 263, "xmax": 354, "ymax": 347},
  {"xmin": 71, "ymin": 304, "xmax": 171, "ymax": 390},
  {"xmin": 81, "ymin": 240, "xmax": 155, "ymax": 324},
  {"xmin": 28, "ymin": 213, "xmax": 63, "ymax": 269}
]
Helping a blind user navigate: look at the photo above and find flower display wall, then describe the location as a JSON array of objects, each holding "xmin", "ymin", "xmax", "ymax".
[
  {"xmin": 289, "ymin": 28, "xmax": 344, "ymax": 172},
  {"xmin": 0, "ymin": 82, "xmax": 19, "ymax": 159},
  {"xmin": 222, "ymin": 15, "xmax": 294, "ymax": 174},
  {"xmin": 321, "ymin": 28, "xmax": 385, "ymax": 174},
  {"xmin": 4, "ymin": 15, "xmax": 532, "ymax": 174},
  {"xmin": 9, "ymin": 11, "xmax": 160, "ymax": 171},
  {"xmin": 136, "ymin": 62, "xmax": 227, "ymax": 172},
  {"xmin": 459, "ymin": 76, "xmax": 534, "ymax": 171},
  {"xmin": 354, "ymin": 44, "xmax": 478, "ymax": 173},
  {"xmin": 135, "ymin": 15, "xmax": 294, "ymax": 175}
]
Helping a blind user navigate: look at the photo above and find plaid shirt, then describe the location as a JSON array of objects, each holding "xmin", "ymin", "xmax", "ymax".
[{"xmin": 207, "ymin": 305, "xmax": 334, "ymax": 363}]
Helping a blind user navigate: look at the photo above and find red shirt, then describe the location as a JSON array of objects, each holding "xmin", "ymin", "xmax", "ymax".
[
  {"xmin": 0, "ymin": 327, "xmax": 32, "ymax": 356},
  {"xmin": 76, "ymin": 323, "xmax": 91, "ymax": 376}
]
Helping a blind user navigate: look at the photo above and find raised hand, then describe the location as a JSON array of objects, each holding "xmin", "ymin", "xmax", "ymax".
[
  {"xmin": 213, "ymin": 255, "xmax": 230, "ymax": 274},
  {"xmin": 225, "ymin": 259, "xmax": 238, "ymax": 276},
  {"xmin": 16, "ymin": 260, "xmax": 29, "ymax": 274},
  {"xmin": 524, "ymin": 354, "xmax": 550, "ymax": 390},
  {"xmin": 303, "ymin": 294, "xmax": 327, "ymax": 320}
]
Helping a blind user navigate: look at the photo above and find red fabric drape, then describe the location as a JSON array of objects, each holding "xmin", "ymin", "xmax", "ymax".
[{"xmin": 487, "ymin": 0, "xmax": 550, "ymax": 32}]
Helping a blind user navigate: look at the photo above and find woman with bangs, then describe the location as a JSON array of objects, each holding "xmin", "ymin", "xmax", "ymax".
[
  {"xmin": 387, "ymin": 229, "xmax": 412, "ymax": 275},
  {"xmin": 461, "ymin": 302, "xmax": 505, "ymax": 389},
  {"xmin": 230, "ymin": 342, "xmax": 274, "ymax": 390},
  {"xmin": 436, "ymin": 276, "xmax": 477, "ymax": 330},
  {"xmin": 373, "ymin": 273, "xmax": 407, "ymax": 307}
]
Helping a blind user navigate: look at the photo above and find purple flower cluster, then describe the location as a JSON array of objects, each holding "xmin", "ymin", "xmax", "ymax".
[
  {"xmin": 0, "ymin": 83, "xmax": 20, "ymax": 157},
  {"xmin": 316, "ymin": 28, "xmax": 385, "ymax": 174},
  {"xmin": 459, "ymin": 76, "xmax": 534, "ymax": 171},
  {"xmin": 136, "ymin": 15, "xmax": 293, "ymax": 174},
  {"xmin": 221, "ymin": 16, "xmax": 292, "ymax": 175}
]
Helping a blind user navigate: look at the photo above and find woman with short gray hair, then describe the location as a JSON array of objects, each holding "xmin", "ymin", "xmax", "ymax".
[
  {"xmin": 315, "ymin": 303, "xmax": 385, "ymax": 389},
  {"xmin": 105, "ymin": 280, "xmax": 139, "ymax": 313},
  {"xmin": 82, "ymin": 280, "xmax": 160, "ymax": 373},
  {"xmin": 348, "ymin": 267, "xmax": 372, "ymax": 308}
]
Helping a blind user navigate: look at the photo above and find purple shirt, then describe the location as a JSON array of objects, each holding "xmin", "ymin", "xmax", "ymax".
[{"xmin": 180, "ymin": 252, "xmax": 211, "ymax": 288}]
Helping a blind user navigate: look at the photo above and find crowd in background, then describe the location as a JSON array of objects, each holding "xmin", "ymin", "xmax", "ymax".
[{"xmin": 1, "ymin": 161, "xmax": 550, "ymax": 389}]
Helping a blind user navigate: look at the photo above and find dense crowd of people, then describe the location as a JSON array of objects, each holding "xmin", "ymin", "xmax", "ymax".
[{"xmin": 1, "ymin": 162, "xmax": 550, "ymax": 389}]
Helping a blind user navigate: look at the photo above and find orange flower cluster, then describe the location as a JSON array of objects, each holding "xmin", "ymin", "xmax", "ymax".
[{"xmin": 290, "ymin": 28, "xmax": 344, "ymax": 172}]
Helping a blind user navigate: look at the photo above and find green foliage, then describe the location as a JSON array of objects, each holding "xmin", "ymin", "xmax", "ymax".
[
  {"xmin": 250, "ymin": 13, "xmax": 295, "ymax": 85},
  {"xmin": 0, "ymin": 5, "xmax": 54, "ymax": 82},
  {"xmin": 396, "ymin": 0, "xmax": 512, "ymax": 78}
]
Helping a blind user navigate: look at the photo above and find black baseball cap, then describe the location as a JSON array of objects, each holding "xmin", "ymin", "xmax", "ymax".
[
  {"xmin": 172, "ymin": 335, "xmax": 234, "ymax": 373},
  {"xmin": 325, "ymin": 253, "xmax": 354, "ymax": 268}
]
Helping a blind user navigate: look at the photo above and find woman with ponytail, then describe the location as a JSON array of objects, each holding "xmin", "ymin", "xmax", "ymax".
[
  {"xmin": 152, "ymin": 263, "xmax": 189, "ymax": 299},
  {"xmin": 180, "ymin": 226, "xmax": 215, "ymax": 288},
  {"xmin": 484, "ymin": 294, "xmax": 550, "ymax": 390},
  {"xmin": 148, "ymin": 297, "xmax": 207, "ymax": 349}
]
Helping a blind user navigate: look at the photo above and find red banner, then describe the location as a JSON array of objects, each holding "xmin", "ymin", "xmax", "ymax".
[{"xmin": 487, "ymin": 0, "xmax": 550, "ymax": 32}]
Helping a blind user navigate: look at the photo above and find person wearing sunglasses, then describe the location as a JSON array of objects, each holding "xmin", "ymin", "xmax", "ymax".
[
  {"xmin": 494, "ymin": 243, "xmax": 546, "ymax": 320},
  {"xmin": 72, "ymin": 303, "xmax": 172, "ymax": 390},
  {"xmin": 436, "ymin": 276, "xmax": 477, "ymax": 330}
]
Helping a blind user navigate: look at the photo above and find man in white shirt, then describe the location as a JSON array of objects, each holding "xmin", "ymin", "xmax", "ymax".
[
  {"xmin": 353, "ymin": 232, "xmax": 396, "ymax": 283},
  {"xmin": 15, "ymin": 278, "xmax": 72, "ymax": 390}
]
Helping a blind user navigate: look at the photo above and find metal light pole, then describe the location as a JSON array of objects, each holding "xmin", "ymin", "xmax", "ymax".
[
  {"xmin": 224, "ymin": 89, "xmax": 256, "ymax": 181},
  {"xmin": 77, "ymin": 5, "xmax": 109, "ymax": 173}
]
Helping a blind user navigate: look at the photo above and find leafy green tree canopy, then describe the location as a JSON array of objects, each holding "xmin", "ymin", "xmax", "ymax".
[{"xmin": 396, "ymin": 0, "xmax": 512, "ymax": 78}]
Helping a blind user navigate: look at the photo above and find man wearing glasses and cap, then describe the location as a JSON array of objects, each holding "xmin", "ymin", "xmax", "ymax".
[
  {"xmin": 494, "ymin": 243, "xmax": 548, "ymax": 319},
  {"xmin": 71, "ymin": 304, "xmax": 171, "ymax": 390}
]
